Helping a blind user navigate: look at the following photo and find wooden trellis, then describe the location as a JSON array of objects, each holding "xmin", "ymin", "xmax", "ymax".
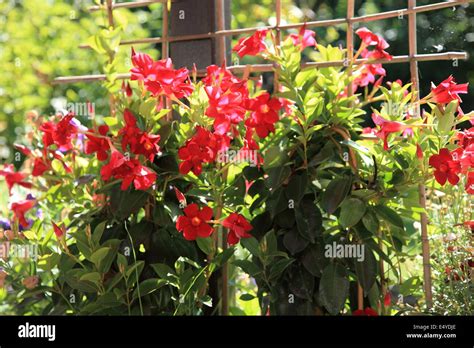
[{"xmin": 54, "ymin": 0, "xmax": 473, "ymax": 313}]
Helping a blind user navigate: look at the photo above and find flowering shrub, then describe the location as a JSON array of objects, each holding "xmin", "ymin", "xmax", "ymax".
[{"xmin": 0, "ymin": 24, "xmax": 472, "ymax": 316}]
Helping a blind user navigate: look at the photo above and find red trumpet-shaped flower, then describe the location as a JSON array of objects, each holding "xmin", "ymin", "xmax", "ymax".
[
  {"xmin": 130, "ymin": 49, "xmax": 193, "ymax": 99},
  {"xmin": 100, "ymin": 150, "xmax": 157, "ymax": 191},
  {"xmin": 356, "ymin": 27, "xmax": 392, "ymax": 61},
  {"xmin": 0, "ymin": 164, "xmax": 32, "ymax": 195},
  {"xmin": 429, "ymin": 148, "xmax": 461, "ymax": 186},
  {"xmin": 52, "ymin": 222, "xmax": 65, "ymax": 239},
  {"xmin": 430, "ymin": 75, "xmax": 468, "ymax": 104},
  {"xmin": 289, "ymin": 24, "xmax": 317, "ymax": 50},
  {"xmin": 176, "ymin": 203, "xmax": 214, "ymax": 241},
  {"xmin": 233, "ymin": 29, "xmax": 268, "ymax": 58},
  {"xmin": 178, "ymin": 127, "xmax": 229, "ymax": 176},
  {"xmin": 39, "ymin": 114, "xmax": 78, "ymax": 151},
  {"xmin": 371, "ymin": 114, "xmax": 406, "ymax": 151},
  {"xmin": 245, "ymin": 92, "xmax": 283, "ymax": 138},
  {"xmin": 85, "ymin": 125, "xmax": 110, "ymax": 161},
  {"xmin": 119, "ymin": 110, "xmax": 161, "ymax": 161},
  {"xmin": 32, "ymin": 157, "xmax": 51, "ymax": 177},
  {"xmin": 222, "ymin": 213, "xmax": 253, "ymax": 245},
  {"xmin": 9, "ymin": 199, "xmax": 36, "ymax": 228}
]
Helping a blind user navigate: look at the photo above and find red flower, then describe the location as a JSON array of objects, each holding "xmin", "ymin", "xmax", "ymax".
[
  {"xmin": 466, "ymin": 171, "xmax": 474, "ymax": 194},
  {"xmin": 222, "ymin": 213, "xmax": 253, "ymax": 245},
  {"xmin": 178, "ymin": 127, "xmax": 229, "ymax": 176},
  {"xmin": 39, "ymin": 114, "xmax": 78, "ymax": 151},
  {"xmin": 0, "ymin": 164, "xmax": 32, "ymax": 195},
  {"xmin": 100, "ymin": 150, "xmax": 157, "ymax": 191},
  {"xmin": 9, "ymin": 199, "xmax": 36, "ymax": 228},
  {"xmin": 52, "ymin": 222, "xmax": 65, "ymax": 238},
  {"xmin": 457, "ymin": 127, "xmax": 474, "ymax": 150},
  {"xmin": 174, "ymin": 187, "xmax": 187, "ymax": 206},
  {"xmin": 416, "ymin": 143, "xmax": 424, "ymax": 159},
  {"xmin": 233, "ymin": 29, "xmax": 268, "ymax": 58},
  {"xmin": 289, "ymin": 24, "xmax": 317, "ymax": 50},
  {"xmin": 121, "ymin": 81, "xmax": 133, "ymax": 97},
  {"xmin": 429, "ymin": 148, "xmax": 461, "ymax": 186},
  {"xmin": 85, "ymin": 125, "xmax": 110, "ymax": 161},
  {"xmin": 245, "ymin": 92, "xmax": 283, "ymax": 138},
  {"xmin": 203, "ymin": 65, "xmax": 249, "ymax": 135},
  {"xmin": 32, "ymin": 157, "xmax": 51, "ymax": 177},
  {"xmin": 371, "ymin": 114, "xmax": 405, "ymax": 150},
  {"xmin": 119, "ymin": 110, "xmax": 161, "ymax": 161},
  {"xmin": 176, "ymin": 203, "xmax": 214, "ymax": 240},
  {"xmin": 353, "ymin": 307, "xmax": 378, "ymax": 316},
  {"xmin": 130, "ymin": 49, "xmax": 193, "ymax": 99},
  {"xmin": 430, "ymin": 76, "xmax": 468, "ymax": 104},
  {"xmin": 356, "ymin": 28, "xmax": 392, "ymax": 61}
]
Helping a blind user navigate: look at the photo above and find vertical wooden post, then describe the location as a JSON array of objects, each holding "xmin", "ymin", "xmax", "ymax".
[
  {"xmin": 345, "ymin": 0, "xmax": 363, "ymax": 311},
  {"xmin": 215, "ymin": 0, "xmax": 229, "ymax": 317},
  {"xmin": 273, "ymin": 0, "xmax": 282, "ymax": 93},
  {"xmin": 408, "ymin": 0, "xmax": 433, "ymax": 309},
  {"xmin": 162, "ymin": 1, "xmax": 172, "ymax": 120},
  {"xmin": 346, "ymin": 0, "xmax": 355, "ymax": 99},
  {"xmin": 106, "ymin": 0, "xmax": 116, "ymax": 117}
]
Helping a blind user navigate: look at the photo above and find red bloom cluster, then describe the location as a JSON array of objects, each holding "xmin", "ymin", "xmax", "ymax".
[
  {"xmin": 118, "ymin": 109, "xmax": 161, "ymax": 161},
  {"xmin": 233, "ymin": 29, "xmax": 268, "ymax": 58},
  {"xmin": 353, "ymin": 49, "xmax": 386, "ymax": 89},
  {"xmin": 289, "ymin": 25, "xmax": 317, "ymax": 50},
  {"xmin": 355, "ymin": 27, "xmax": 392, "ymax": 61},
  {"xmin": 429, "ymin": 133, "xmax": 474, "ymax": 194},
  {"xmin": 0, "ymin": 164, "xmax": 32, "ymax": 195},
  {"xmin": 204, "ymin": 65, "xmax": 249, "ymax": 135},
  {"xmin": 130, "ymin": 48, "xmax": 194, "ymax": 99},
  {"xmin": 100, "ymin": 150, "xmax": 157, "ymax": 191},
  {"xmin": 176, "ymin": 203, "xmax": 214, "ymax": 240},
  {"xmin": 222, "ymin": 213, "xmax": 253, "ymax": 245},
  {"xmin": 40, "ymin": 113, "xmax": 78, "ymax": 151},
  {"xmin": 178, "ymin": 126, "xmax": 230, "ymax": 176},
  {"xmin": 430, "ymin": 75, "xmax": 468, "ymax": 105}
]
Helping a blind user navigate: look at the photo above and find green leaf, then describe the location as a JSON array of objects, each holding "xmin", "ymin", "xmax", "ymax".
[
  {"xmin": 132, "ymin": 278, "xmax": 167, "ymax": 300},
  {"xmin": 196, "ymin": 237, "xmax": 214, "ymax": 255},
  {"xmin": 295, "ymin": 197, "xmax": 323, "ymax": 242},
  {"xmin": 319, "ymin": 263, "xmax": 349, "ymax": 315},
  {"xmin": 362, "ymin": 211, "xmax": 379, "ymax": 234},
  {"xmin": 240, "ymin": 237, "xmax": 261, "ymax": 258},
  {"xmin": 90, "ymin": 247, "xmax": 115, "ymax": 274},
  {"xmin": 260, "ymin": 231, "xmax": 278, "ymax": 257},
  {"xmin": 285, "ymin": 172, "xmax": 308, "ymax": 203},
  {"xmin": 80, "ymin": 272, "xmax": 101, "ymax": 285},
  {"xmin": 92, "ymin": 221, "xmax": 107, "ymax": 245},
  {"xmin": 339, "ymin": 198, "xmax": 366, "ymax": 228},
  {"xmin": 374, "ymin": 205, "xmax": 404, "ymax": 230},
  {"xmin": 239, "ymin": 293, "xmax": 256, "ymax": 301},
  {"xmin": 265, "ymin": 166, "xmax": 291, "ymax": 190},
  {"xmin": 321, "ymin": 177, "xmax": 352, "ymax": 214},
  {"xmin": 233, "ymin": 260, "xmax": 261, "ymax": 277},
  {"xmin": 213, "ymin": 247, "xmax": 235, "ymax": 267},
  {"xmin": 269, "ymin": 258, "xmax": 295, "ymax": 281},
  {"xmin": 150, "ymin": 263, "xmax": 175, "ymax": 280},
  {"xmin": 283, "ymin": 228, "xmax": 309, "ymax": 255},
  {"xmin": 355, "ymin": 248, "xmax": 377, "ymax": 296}
]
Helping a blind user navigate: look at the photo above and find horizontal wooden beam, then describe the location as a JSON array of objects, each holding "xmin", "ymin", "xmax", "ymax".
[
  {"xmin": 88, "ymin": 0, "xmax": 168, "ymax": 12},
  {"xmin": 79, "ymin": 0, "xmax": 471, "ymax": 49},
  {"xmin": 52, "ymin": 51, "xmax": 468, "ymax": 84}
]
